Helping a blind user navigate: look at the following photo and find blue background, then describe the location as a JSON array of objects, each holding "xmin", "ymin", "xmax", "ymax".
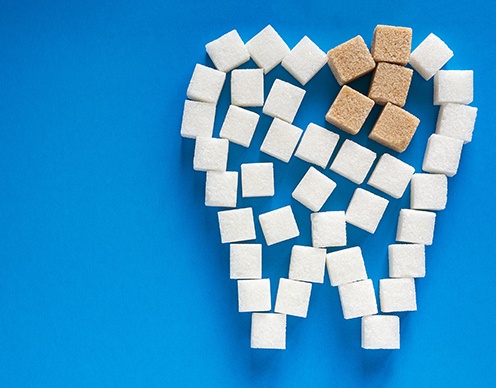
[{"xmin": 1, "ymin": 0, "xmax": 495, "ymax": 386}]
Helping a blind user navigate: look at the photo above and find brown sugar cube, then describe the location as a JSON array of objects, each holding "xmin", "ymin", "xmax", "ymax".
[
  {"xmin": 371, "ymin": 25, "xmax": 412, "ymax": 65},
  {"xmin": 326, "ymin": 86, "xmax": 375, "ymax": 135},
  {"xmin": 368, "ymin": 62, "xmax": 413, "ymax": 107},
  {"xmin": 369, "ymin": 102, "xmax": 420, "ymax": 152},
  {"xmin": 327, "ymin": 36, "xmax": 376, "ymax": 86}
]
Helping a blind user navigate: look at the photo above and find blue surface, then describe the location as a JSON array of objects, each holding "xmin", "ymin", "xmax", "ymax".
[{"xmin": 1, "ymin": 0, "xmax": 495, "ymax": 386}]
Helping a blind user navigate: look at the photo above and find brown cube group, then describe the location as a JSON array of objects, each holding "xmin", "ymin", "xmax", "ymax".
[
  {"xmin": 371, "ymin": 25, "xmax": 412, "ymax": 65},
  {"xmin": 326, "ymin": 86, "xmax": 374, "ymax": 135},
  {"xmin": 325, "ymin": 25, "xmax": 419, "ymax": 152},
  {"xmin": 369, "ymin": 62, "xmax": 413, "ymax": 107},
  {"xmin": 369, "ymin": 103, "xmax": 420, "ymax": 152},
  {"xmin": 327, "ymin": 36, "xmax": 376, "ymax": 86}
]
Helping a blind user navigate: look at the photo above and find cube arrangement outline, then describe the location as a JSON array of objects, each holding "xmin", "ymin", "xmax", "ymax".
[
  {"xmin": 274, "ymin": 278, "xmax": 312, "ymax": 318},
  {"xmin": 338, "ymin": 279, "xmax": 378, "ymax": 320},
  {"xmin": 193, "ymin": 136, "xmax": 229, "ymax": 172},
  {"xmin": 289, "ymin": 245, "xmax": 327, "ymax": 284},
  {"xmin": 362, "ymin": 315, "xmax": 400, "ymax": 349},
  {"xmin": 205, "ymin": 170, "xmax": 238, "ymax": 208},
  {"xmin": 180, "ymin": 100, "xmax": 216, "ymax": 139},
  {"xmin": 326, "ymin": 246, "xmax": 368, "ymax": 287},
  {"xmin": 434, "ymin": 70, "xmax": 474, "ymax": 105},
  {"xmin": 409, "ymin": 33, "xmax": 453, "ymax": 81},
  {"xmin": 238, "ymin": 278, "xmax": 272, "ymax": 312},
  {"xmin": 246, "ymin": 25, "xmax": 290, "ymax": 74},
  {"xmin": 436, "ymin": 103, "xmax": 478, "ymax": 144},
  {"xmin": 345, "ymin": 188, "xmax": 389, "ymax": 234},
  {"xmin": 396, "ymin": 208, "xmax": 436, "ymax": 245},
  {"xmin": 219, "ymin": 105, "xmax": 260, "ymax": 148},
  {"xmin": 388, "ymin": 243, "xmax": 426, "ymax": 279},
  {"xmin": 259, "ymin": 205, "xmax": 300, "ymax": 246},
  {"xmin": 380, "ymin": 278, "xmax": 417, "ymax": 313},
  {"xmin": 367, "ymin": 153, "xmax": 415, "ymax": 199},
  {"xmin": 230, "ymin": 243, "xmax": 262, "ymax": 280},
  {"xmin": 231, "ymin": 68, "xmax": 264, "ymax": 107},
  {"xmin": 263, "ymin": 78, "xmax": 306, "ymax": 123},
  {"xmin": 218, "ymin": 207, "xmax": 256, "ymax": 244},
  {"xmin": 241, "ymin": 162, "xmax": 275, "ymax": 198},
  {"xmin": 251, "ymin": 313, "xmax": 287, "ymax": 349},
  {"xmin": 281, "ymin": 35, "xmax": 328, "ymax": 85},
  {"xmin": 294, "ymin": 123, "xmax": 340, "ymax": 168},
  {"xmin": 410, "ymin": 173, "xmax": 448, "ymax": 211},
  {"xmin": 292, "ymin": 166, "xmax": 337, "ymax": 212},
  {"xmin": 187, "ymin": 63, "xmax": 226, "ymax": 104},
  {"xmin": 205, "ymin": 29, "xmax": 250, "ymax": 73},
  {"xmin": 422, "ymin": 134, "xmax": 464, "ymax": 177}
]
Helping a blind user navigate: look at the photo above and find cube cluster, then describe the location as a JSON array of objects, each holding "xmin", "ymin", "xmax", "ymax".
[{"xmin": 180, "ymin": 24, "xmax": 477, "ymax": 352}]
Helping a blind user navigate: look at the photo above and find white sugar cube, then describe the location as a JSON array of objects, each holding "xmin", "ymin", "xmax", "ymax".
[
  {"xmin": 218, "ymin": 207, "xmax": 256, "ymax": 244},
  {"xmin": 294, "ymin": 123, "xmax": 340, "ymax": 168},
  {"xmin": 251, "ymin": 313, "xmax": 286, "ymax": 349},
  {"xmin": 338, "ymin": 279, "xmax": 378, "ymax": 320},
  {"xmin": 362, "ymin": 315, "xmax": 400, "ymax": 349},
  {"xmin": 292, "ymin": 167, "xmax": 337, "ymax": 212},
  {"xmin": 231, "ymin": 68, "xmax": 264, "ymax": 107},
  {"xmin": 311, "ymin": 211, "xmax": 346, "ymax": 248},
  {"xmin": 396, "ymin": 209, "xmax": 436, "ymax": 245},
  {"xmin": 186, "ymin": 64, "xmax": 226, "ymax": 104},
  {"xmin": 180, "ymin": 100, "xmax": 216, "ymax": 139},
  {"xmin": 346, "ymin": 188, "xmax": 389, "ymax": 234},
  {"xmin": 367, "ymin": 153, "xmax": 415, "ymax": 199},
  {"xmin": 246, "ymin": 25, "xmax": 290, "ymax": 74},
  {"xmin": 259, "ymin": 205, "xmax": 299, "ymax": 246},
  {"xmin": 289, "ymin": 245, "xmax": 327, "ymax": 284},
  {"xmin": 409, "ymin": 33, "xmax": 453, "ymax": 80},
  {"xmin": 410, "ymin": 173, "xmax": 448, "ymax": 211},
  {"xmin": 260, "ymin": 118, "xmax": 302, "ymax": 163},
  {"xmin": 241, "ymin": 162, "xmax": 274, "ymax": 198},
  {"xmin": 380, "ymin": 278, "xmax": 417, "ymax": 313},
  {"xmin": 238, "ymin": 279, "xmax": 271, "ymax": 312},
  {"xmin": 230, "ymin": 243, "xmax": 262, "ymax": 280},
  {"xmin": 388, "ymin": 244, "xmax": 426, "ymax": 278},
  {"xmin": 219, "ymin": 105, "xmax": 260, "ymax": 148},
  {"xmin": 422, "ymin": 134, "xmax": 463, "ymax": 177},
  {"xmin": 205, "ymin": 30, "xmax": 250, "ymax": 72},
  {"xmin": 274, "ymin": 278, "xmax": 312, "ymax": 318},
  {"xmin": 193, "ymin": 137, "xmax": 229, "ymax": 172},
  {"xmin": 263, "ymin": 79, "xmax": 306, "ymax": 123},
  {"xmin": 330, "ymin": 139, "xmax": 377, "ymax": 184},
  {"xmin": 205, "ymin": 171, "xmax": 238, "ymax": 208},
  {"xmin": 436, "ymin": 103, "xmax": 478, "ymax": 143},
  {"xmin": 326, "ymin": 246, "xmax": 367, "ymax": 287},
  {"xmin": 281, "ymin": 36, "xmax": 327, "ymax": 85},
  {"xmin": 434, "ymin": 70, "xmax": 473, "ymax": 105}
]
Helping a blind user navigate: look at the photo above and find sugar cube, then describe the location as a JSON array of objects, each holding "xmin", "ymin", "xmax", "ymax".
[
  {"xmin": 311, "ymin": 211, "xmax": 346, "ymax": 248},
  {"xmin": 330, "ymin": 139, "xmax": 377, "ymax": 184},
  {"xmin": 205, "ymin": 171, "xmax": 238, "ymax": 208},
  {"xmin": 368, "ymin": 62, "xmax": 413, "ymax": 107},
  {"xmin": 231, "ymin": 68, "xmax": 264, "ymax": 107},
  {"xmin": 263, "ymin": 79, "xmax": 306, "ymax": 123},
  {"xmin": 409, "ymin": 33, "xmax": 453, "ymax": 80},
  {"xmin": 259, "ymin": 205, "xmax": 299, "ymax": 246},
  {"xmin": 246, "ymin": 25, "xmax": 290, "ymax": 74},
  {"xmin": 281, "ymin": 36, "xmax": 328, "ymax": 85},
  {"xmin": 205, "ymin": 30, "xmax": 250, "ymax": 72},
  {"xmin": 434, "ymin": 70, "xmax": 474, "ymax": 105},
  {"xmin": 326, "ymin": 246, "xmax": 367, "ymax": 287},
  {"xmin": 186, "ymin": 63, "xmax": 226, "ymax": 104},
  {"xmin": 338, "ymin": 279, "xmax": 378, "ymax": 319},
  {"xmin": 180, "ymin": 100, "xmax": 216, "ymax": 139},
  {"xmin": 274, "ymin": 278, "xmax": 312, "ymax": 318},
  {"xmin": 388, "ymin": 243, "xmax": 426, "ymax": 278},
  {"xmin": 325, "ymin": 86, "xmax": 375, "ymax": 135},
  {"xmin": 362, "ymin": 315, "xmax": 400, "ymax": 349},
  {"xmin": 238, "ymin": 279, "xmax": 271, "ymax": 312},
  {"xmin": 369, "ymin": 102, "xmax": 420, "ymax": 152},
  {"xmin": 241, "ymin": 162, "xmax": 274, "ymax": 198},
  {"xmin": 289, "ymin": 245, "xmax": 327, "ymax": 284},
  {"xmin": 367, "ymin": 153, "xmax": 415, "ymax": 199},
  {"xmin": 294, "ymin": 123, "xmax": 339, "ymax": 168},
  {"xmin": 410, "ymin": 173, "xmax": 448, "ymax": 211},
  {"xmin": 371, "ymin": 25, "xmax": 412, "ymax": 65},
  {"xmin": 251, "ymin": 313, "xmax": 286, "ymax": 349},
  {"xmin": 436, "ymin": 103, "xmax": 478, "ymax": 143},
  {"xmin": 193, "ymin": 136, "xmax": 229, "ymax": 172},
  {"xmin": 422, "ymin": 134, "xmax": 463, "ymax": 177},
  {"xmin": 396, "ymin": 209, "xmax": 436, "ymax": 245},
  {"xmin": 230, "ymin": 243, "xmax": 262, "ymax": 280},
  {"xmin": 292, "ymin": 167, "xmax": 337, "ymax": 212},
  {"xmin": 260, "ymin": 118, "xmax": 303, "ymax": 163},
  {"xmin": 346, "ymin": 188, "xmax": 389, "ymax": 234},
  {"xmin": 218, "ymin": 207, "xmax": 256, "ymax": 244},
  {"xmin": 219, "ymin": 105, "xmax": 260, "ymax": 148},
  {"xmin": 327, "ymin": 35, "xmax": 376, "ymax": 86},
  {"xmin": 380, "ymin": 278, "xmax": 417, "ymax": 313}
]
